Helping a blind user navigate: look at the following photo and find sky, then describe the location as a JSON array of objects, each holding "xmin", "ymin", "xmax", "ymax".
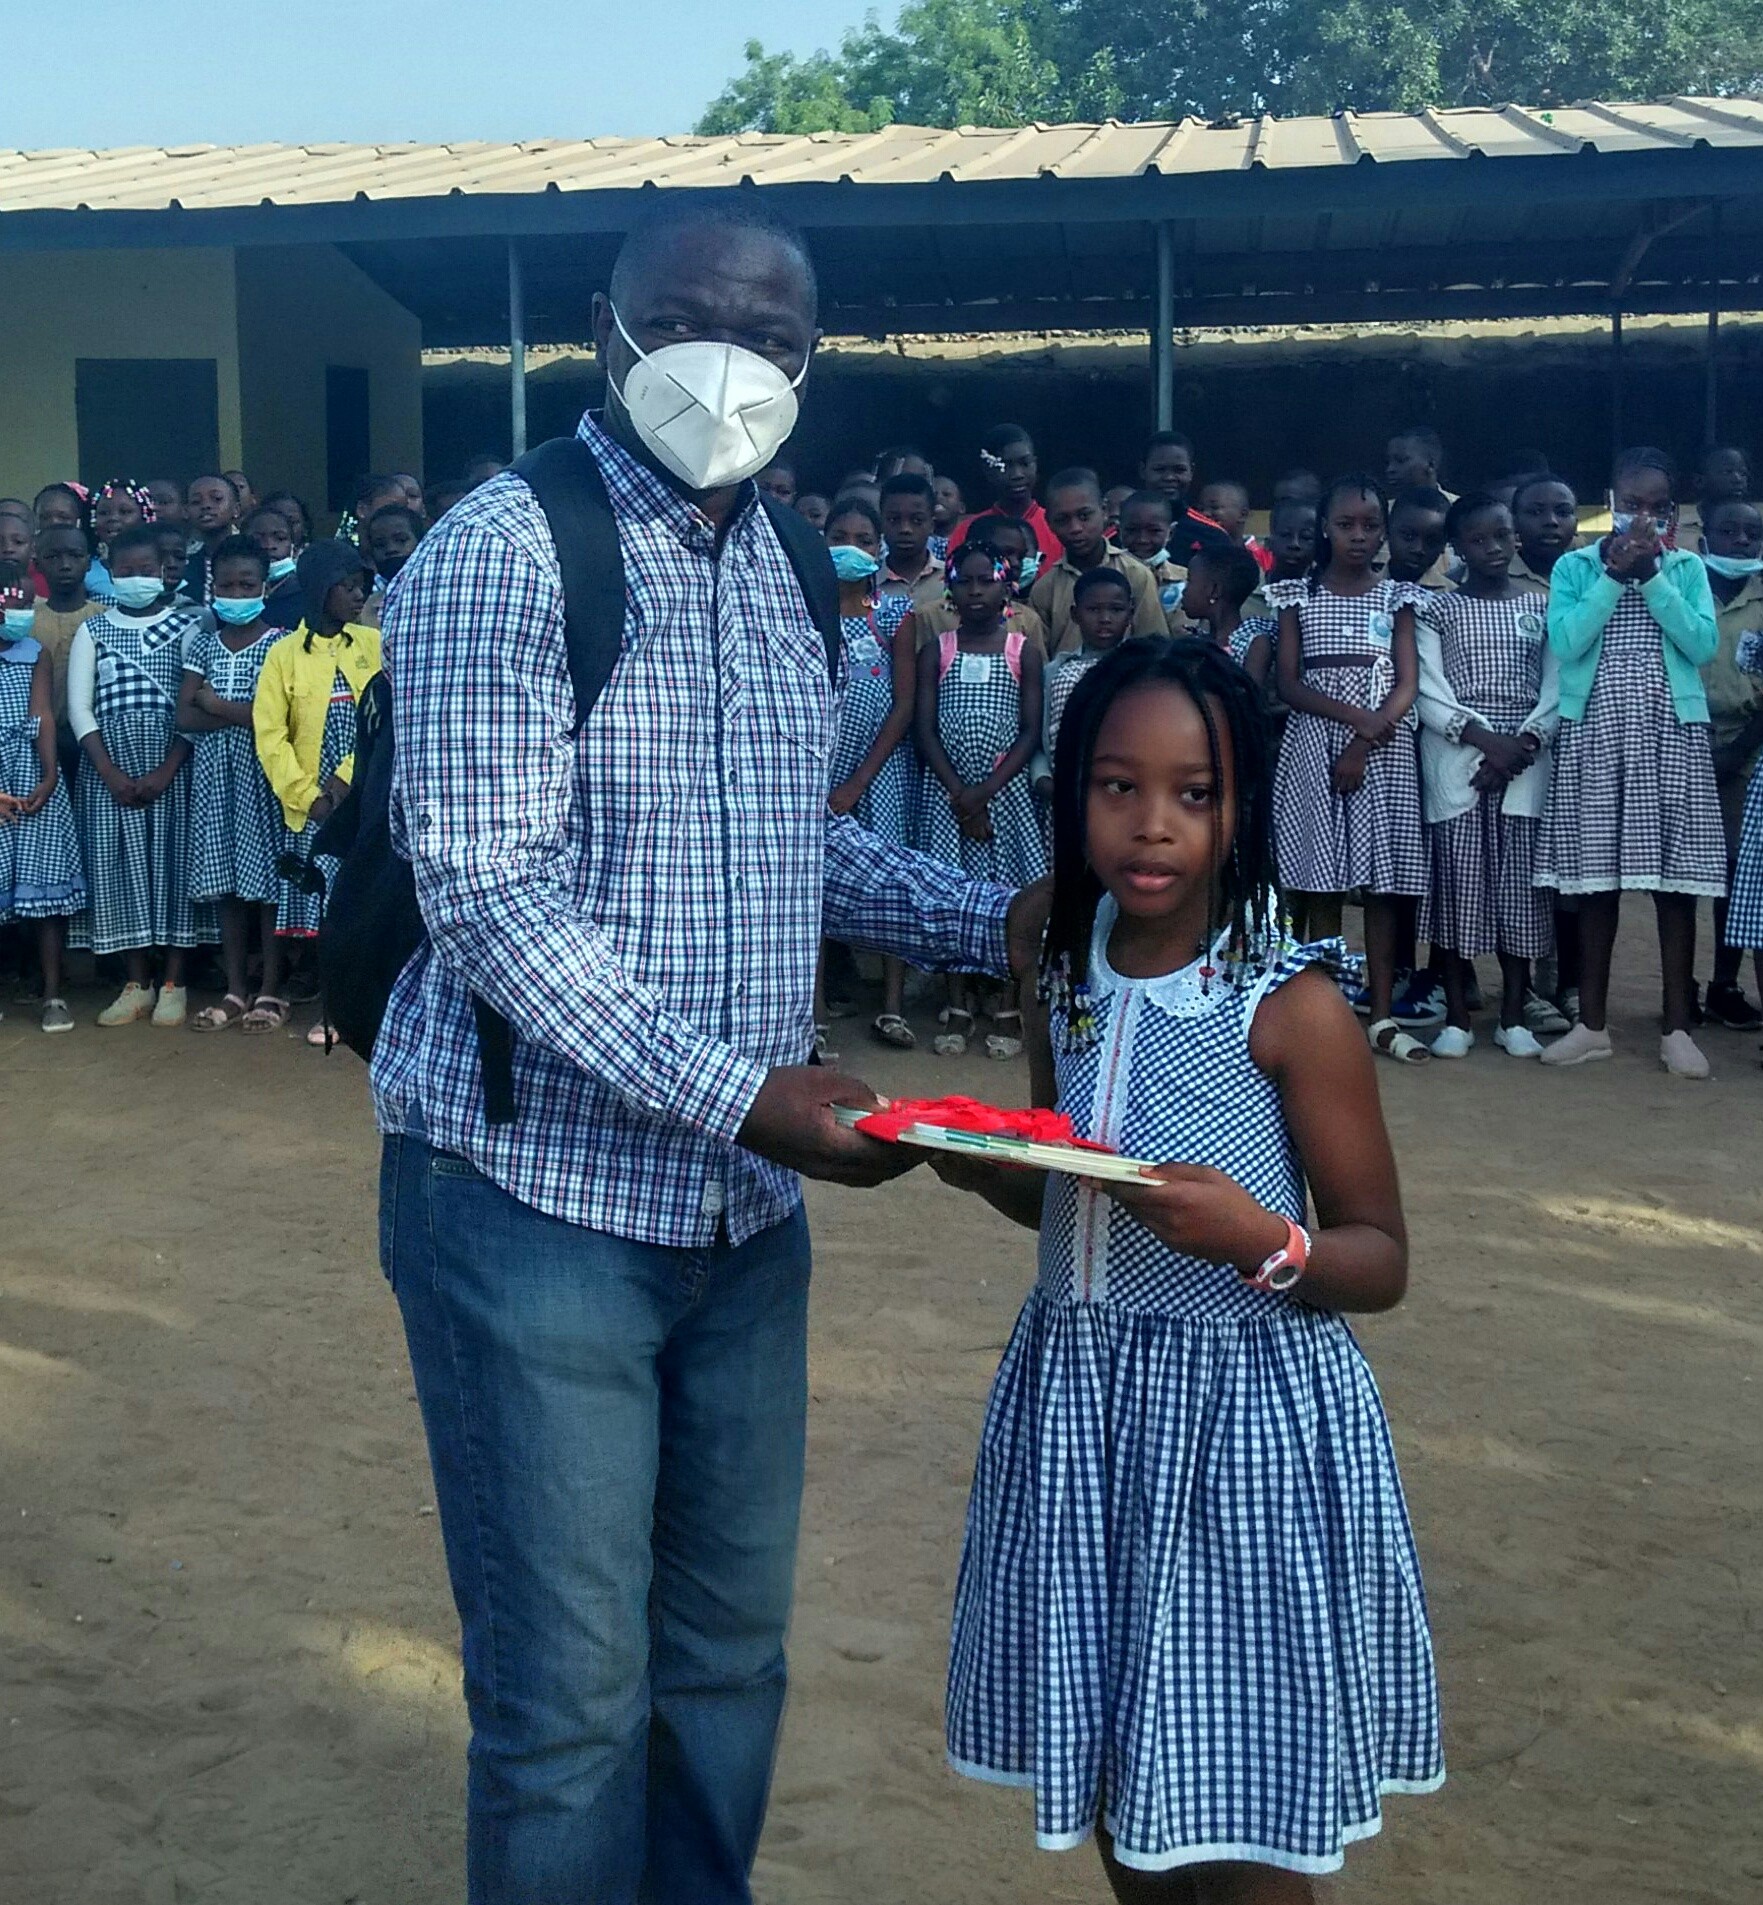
[{"xmin": 2, "ymin": 0, "xmax": 882, "ymax": 150}]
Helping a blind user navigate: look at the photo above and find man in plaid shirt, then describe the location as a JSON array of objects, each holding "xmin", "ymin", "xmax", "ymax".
[{"xmin": 374, "ymin": 203, "xmax": 1041, "ymax": 1903}]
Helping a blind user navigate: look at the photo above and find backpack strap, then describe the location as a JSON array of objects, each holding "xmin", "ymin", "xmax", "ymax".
[
  {"xmin": 513, "ymin": 436, "xmax": 627, "ymax": 733},
  {"xmin": 459, "ymin": 436, "xmax": 627, "ymax": 1127},
  {"xmin": 760, "ymin": 491, "xmax": 841, "ymax": 685}
]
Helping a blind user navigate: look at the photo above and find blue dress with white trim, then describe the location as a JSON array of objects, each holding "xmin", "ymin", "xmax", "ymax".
[{"xmin": 946, "ymin": 899, "xmax": 1443, "ymax": 1876}]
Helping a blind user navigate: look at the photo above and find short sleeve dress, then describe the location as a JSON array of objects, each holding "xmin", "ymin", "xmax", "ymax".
[
  {"xmin": 0, "ymin": 638, "xmax": 84, "ymax": 921},
  {"xmin": 185, "ymin": 623, "xmax": 284, "ymax": 906},
  {"xmin": 828, "ymin": 607, "xmax": 913, "ymax": 847},
  {"xmin": 946, "ymin": 900, "xmax": 1443, "ymax": 1876},
  {"xmin": 1268, "ymin": 578, "xmax": 1427, "ymax": 898},
  {"xmin": 916, "ymin": 630, "xmax": 1046, "ymax": 888}
]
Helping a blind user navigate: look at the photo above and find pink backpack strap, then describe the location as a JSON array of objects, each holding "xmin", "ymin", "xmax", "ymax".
[
  {"xmin": 1004, "ymin": 630, "xmax": 1025, "ymax": 681},
  {"xmin": 937, "ymin": 629, "xmax": 958, "ymax": 680}
]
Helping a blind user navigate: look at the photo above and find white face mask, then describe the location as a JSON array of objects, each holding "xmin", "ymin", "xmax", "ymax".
[{"xmin": 610, "ymin": 306, "xmax": 807, "ymax": 492}]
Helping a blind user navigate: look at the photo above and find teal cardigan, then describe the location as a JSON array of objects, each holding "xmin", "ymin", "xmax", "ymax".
[{"xmin": 1547, "ymin": 543, "xmax": 1718, "ymax": 723}]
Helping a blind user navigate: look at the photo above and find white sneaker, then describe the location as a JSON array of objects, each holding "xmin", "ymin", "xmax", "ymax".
[
  {"xmin": 151, "ymin": 984, "xmax": 188, "ymax": 1029},
  {"xmin": 1494, "ymin": 1023, "xmax": 1544, "ymax": 1058},
  {"xmin": 1539, "ymin": 1022, "xmax": 1613, "ymax": 1066},
  {"xmin": 1659, "ymin": 1030, "xmax": 1711, "ymax": 1079},
  {"xmin": 1430, "ymin": 1025, "xmax": 1475, "ymax": 1058},
  {"xmin": 97, "ymin": 981, "xmax": 156, "ymax": 1027}
]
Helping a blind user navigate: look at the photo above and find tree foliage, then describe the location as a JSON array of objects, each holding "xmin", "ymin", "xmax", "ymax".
[{"xmin": 695, "ymin": 0, "xmax": 1763, "ymax": 134}]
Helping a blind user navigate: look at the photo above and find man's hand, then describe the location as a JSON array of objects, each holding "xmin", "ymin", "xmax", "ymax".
[
  {"xmin": 1005, "ymin": 876, "xmax": 1052, "ymax": 981},
  {"xmin": 736, "ymin": 1065, "xmax": 919, "ymax": 1187}
]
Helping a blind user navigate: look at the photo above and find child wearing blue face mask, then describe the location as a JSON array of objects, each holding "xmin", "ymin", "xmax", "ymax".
[
  {"xmin": 0, "ymin": 562, "xmax": 85, "ymax": 1032},
  {"xmin": 178, "ymin": 537, "xmax": 287, "ymax": 1033},
  {"xmin": 247, "ymin": 507, "xmax": 304, "ymax": 628},
  {"xmin": 67, "ymin": 523, "xmax": 215, "ymax": 1027},
  {"xmin": 823, "ymin": 496, "xmax": 919, "ymax": 1048}
]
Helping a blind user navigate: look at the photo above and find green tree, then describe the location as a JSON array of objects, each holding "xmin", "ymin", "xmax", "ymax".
[{"xmin": 695, "ymin": 0, "xmax": 1763, "ymax": 133}]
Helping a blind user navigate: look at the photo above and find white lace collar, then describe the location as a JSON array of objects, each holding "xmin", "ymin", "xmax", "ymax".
[{"xmin": 1088, "ymin": 895, "xmax": 1235, "ymax": 1018}]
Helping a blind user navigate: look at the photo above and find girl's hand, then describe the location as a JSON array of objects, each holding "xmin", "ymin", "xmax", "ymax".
[
  {"xmin": 134, "ymin": 764, "xmax": 177, "ymax": 804},
  {"xmin": 17, "ymin": 780, "xmax": 52, "ymax": 817},
  {"xmin": 308, "ymin": 793, "xmax": 336, "ymax": 827},
  {"xmin": 0, "ymin": 792, "xmax": 20, "ymax": 824},
  {"xmin": 100, "ymin": 764, "xmax": 138, "ymax": 805},
  {"xmin": 1477, "ymin": 732, "xmax": 1530, "ymax": 780},
  {"xmin": 951, "ymin": 783, "xmax": 986, "ymax": 819},
  {"xmin": 827, "ymin": 778, "xmax": 861, "ymax": 817},
  {"xmin": 959, "ymin": 801, "xmax": 994, "ymax": 843},
  {"xmin": 1096, "ymin": 1163, "xmax": 1286, "ymax": 1274},
  {"xmin": 1332, "ymin": 740, "xmax": 1368, "ymax": 795}
]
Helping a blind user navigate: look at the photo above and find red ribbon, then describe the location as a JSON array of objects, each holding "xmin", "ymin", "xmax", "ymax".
[{"xmin": 852, "ymin": 1095, "xmax": 1114, "ymax": 1152}]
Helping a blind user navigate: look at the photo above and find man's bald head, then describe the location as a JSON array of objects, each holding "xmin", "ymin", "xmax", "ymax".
[{"xmin": 608, "ymin": 199, "xmax": 818, "ymax": 322}]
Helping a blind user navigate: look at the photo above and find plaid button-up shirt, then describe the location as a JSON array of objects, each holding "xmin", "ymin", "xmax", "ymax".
[{"xmin": 371, "ymin": 416, "xmax": 1013, "ymax": 1247}]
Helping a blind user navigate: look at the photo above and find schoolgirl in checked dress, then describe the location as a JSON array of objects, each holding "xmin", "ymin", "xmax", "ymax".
[
  {"xmin": 67, "ymin": 528, "xmax": 216, "ymax": 1024},
  {"xmin": 1723, "ymin": 626, "xmax": 1763, "ymax": 969},
  {"xmin": 185, "ymin": 618, "xmax": 283, "ymax": 911},
  {"xmin": 1270, "ymin": 478, "xmax": 1429, "ymax": 1061},
  {"xmin": 939, "ymin": 638, "xmax": 1442, "ymax": 1892},
  {"xmin": 0, "ymin": 621, "xmax": 85, "ymax": 1030}
]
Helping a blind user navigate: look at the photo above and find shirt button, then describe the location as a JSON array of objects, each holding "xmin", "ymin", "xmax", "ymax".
[{"xmin": 700, "ymin": 1180, "xmax": 726, "ymax": 1217}]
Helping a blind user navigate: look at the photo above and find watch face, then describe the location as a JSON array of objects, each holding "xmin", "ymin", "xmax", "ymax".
[{"xmin": 1266, "ymin": 1259, "xmax": 1304, "ymax": 1292}]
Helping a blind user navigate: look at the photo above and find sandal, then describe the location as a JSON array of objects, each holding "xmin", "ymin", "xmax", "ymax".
[
  {"xmin": 191, "ymin": 994, "xmax": 249, "ymax": 1033},
  {"xmin": 985, "ymin": 1008, "xmax": 1024, "ymax": 1061},
  {"xmin": 240, "ymin": 995, "xmax": 291, "ymax": 1035},
  {"xmin": 1369, "ymin": 1016, "xmax": 1431, "ymax": 1064},
  {"xmin": 306, "ymin": 1020, "xmax": 333, "ymax": 1050},
  {"xmin": 871, "ymin": 1012, "xmax": 917, "ymax": 1051},
  {"xmin": 933, "ymin": 1006, "xmax": 974, "ymax": 1057},
  {"xmin": 813, "ymin": 1023, "xmax": 839, "ymax": 1065}
]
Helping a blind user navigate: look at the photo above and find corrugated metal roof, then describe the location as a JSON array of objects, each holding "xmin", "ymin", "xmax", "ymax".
[{"xmin": 3, "ymin": 98, "xmax": 1759, "ymax": 213}]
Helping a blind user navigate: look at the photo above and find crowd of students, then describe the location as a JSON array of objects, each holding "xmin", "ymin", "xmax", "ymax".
[
  {"xmin": 2, "ymin": 424, "xmax": 1759, "ymax": 1079},
  {"xmin": 0, "ymin": 467, "xmax": 419, "ymax": 1037},
  {"xmin": 776, "ymin": 424, "xmax": 1763, "ymax": 1081}
]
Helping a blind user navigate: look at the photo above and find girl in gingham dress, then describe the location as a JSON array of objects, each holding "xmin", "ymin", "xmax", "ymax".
[
  {"xmin": 67, "ymin": 524, "xmax": 215, "ymax": 1027},
  {"xmin": 1270, "ymin": 476, "xmax": 1430, "ymax": 1062},
  {"xmin": 936, "ymin": 639, "xmax": 1441, "ymax": 1898},
  {"xmin": 824, "ymin": 498, "xmax": 919, "ymax": 1049},
  {"xmin": 0, "ymin": 566, "xmax": 85, "ymax": 1033},
  {"xmin": 916, "ymin": 541, "xmax": 1046, "ymax": 1057},
  {"xmin": 1536, "ymin": 448, "xmax": 1725, "ymax": 1078},
  {"xmin": 1415, "ymin": 496, "xmax": 1560, "ymax": 1058},
  {"xmin": 178, "ymin": 537, "xmax": 288, "ymax": 1034},
  {"xmin": 1725, "ymin": 625, "xmax": 1763, "ymax": 1000}
]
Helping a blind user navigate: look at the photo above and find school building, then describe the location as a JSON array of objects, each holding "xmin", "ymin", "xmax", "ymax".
[{"xmin": 1, "ymin": 99, "xmax": 1760, "ymax": 517}]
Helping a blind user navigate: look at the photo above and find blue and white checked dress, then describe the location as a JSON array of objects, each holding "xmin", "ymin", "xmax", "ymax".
[
  {"xmin": 829, "ymin": 609, "xmax": 913, "ymax": 846},
  {"xmin": 71, "ymin": 607, "xmax": 216, "ymax": 955},
  {"xmin": 1268, "ymin": 578, "xmax": 1428, "ymax": 898},
  {"xmin": 947, "ymin": 903, "xmax": 1443, "ymax": 1875},
  {"xmin": 918, "ymin": 629, "xmax": 1046, "ymax": 888},
  {"xmin": 1725, "ymin": 629, "xmax": 1763, "ymax": 948},
  {"xmin": 0, "ymin": 638, "xmax": 84, "ymax": 920},
  {"xmin": 186, "ymin": 624, "xmax": 282, "ymax": 906},
  {"xmin": 276, "ymin": 671, "xmax": 358, "ymax": 938}
]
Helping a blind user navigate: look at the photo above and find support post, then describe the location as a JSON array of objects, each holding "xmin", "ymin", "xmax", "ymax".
[
  {"xmin": 508, "ymin": 237, "xmax": 528, "ymax": 459},
  {"xmin": 1610, "ymin": 306, "xmax": 1624, "ymax": 461},
  {"xmin": 1705, "ymin": 305, "xmax": 1720, "ymax": 448},
  {"xmin": 1153, "ymin": 222, "xmax": 1174, "ymax": 432}
]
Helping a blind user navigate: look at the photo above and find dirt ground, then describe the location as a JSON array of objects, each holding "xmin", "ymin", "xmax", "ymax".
[{"xmin": 1, "ymin": 910, "xmax": 1760, "ymax": 1905}]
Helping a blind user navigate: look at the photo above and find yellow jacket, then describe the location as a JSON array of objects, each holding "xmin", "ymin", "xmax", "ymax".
[{"xmin": 254, "ymin": 623, "xmax": 381, "ymax": 830}]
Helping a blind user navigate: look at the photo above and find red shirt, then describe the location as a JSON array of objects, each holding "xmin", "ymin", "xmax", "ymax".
[{"xmin": 950, "ymin": 500, "xmax": 1064, "ymax": 567}]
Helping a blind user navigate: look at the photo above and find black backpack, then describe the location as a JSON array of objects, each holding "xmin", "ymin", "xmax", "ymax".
[{"xmin": 309, "ymin": 435, "xmax": 842, "ymax": 1126}]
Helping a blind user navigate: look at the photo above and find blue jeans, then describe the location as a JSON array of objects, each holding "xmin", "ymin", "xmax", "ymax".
[{"xmin": 380, "ymin": 1134, "xmax": 812, "ymax": 1904}]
